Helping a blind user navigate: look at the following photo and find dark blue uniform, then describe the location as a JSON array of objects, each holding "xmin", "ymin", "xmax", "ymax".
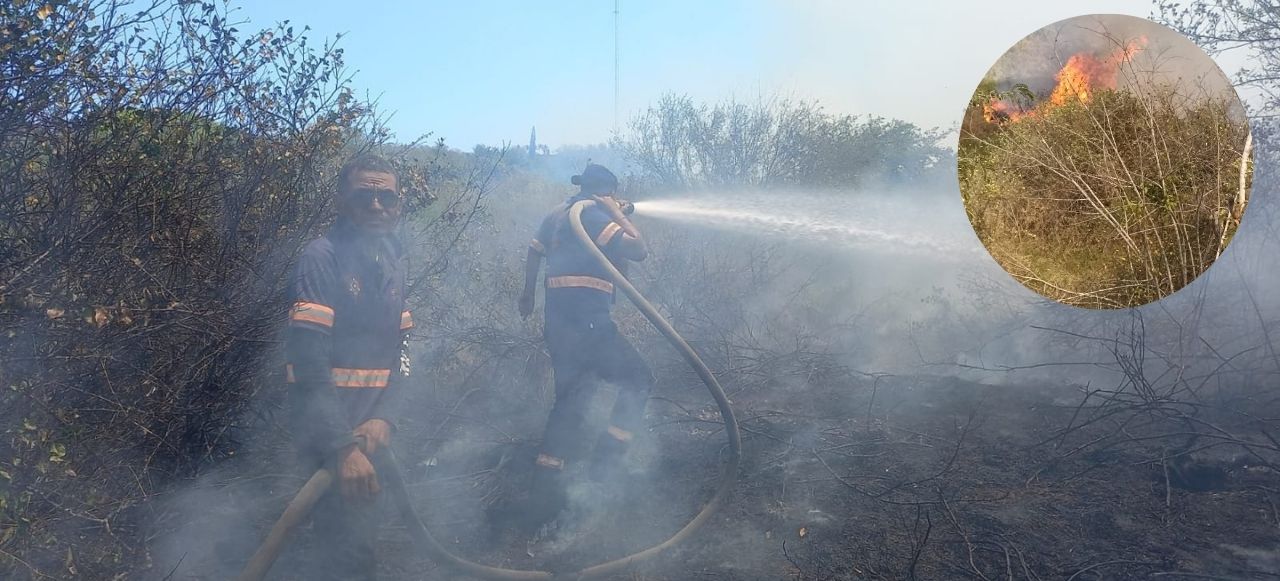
[
  {"xmin": 529, "ymin": 195, "xmax": 653, "ymax": 474},
  {"xmin": 285, "ymin": 219, "xmax": 412, "ymax": 581}
]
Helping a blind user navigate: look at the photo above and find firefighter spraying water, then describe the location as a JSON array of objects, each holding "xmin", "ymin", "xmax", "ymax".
[
  {"xmin": 515, "ymin": 163, "xmax": 653, "ymax": 534},
  {"xmin": 239, "ymin": 162, "xmax": 740, "ymax": 581}
]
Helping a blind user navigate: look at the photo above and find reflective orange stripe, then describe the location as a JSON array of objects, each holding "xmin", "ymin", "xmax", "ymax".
[
  {"xmin": 596, "ymin": 222, "xmax": 622, "ymax": 246},
  {"xmin": 285, "ymin": 366, "xmax": 390, "ymax": 388},
  {"xmin": 607, "ymin": 425, "xmax": 633, "ymax": 443},
  {"xmin": 535, "ymin": 453, "xmax": 564, "ymax": 470},
  {"xmin": 400, "ymin": 310, "xmax": 413, "ymax": 331},
  {"xmin": 546, "ymin": 275, "xmax": 613, "ymax": 293},
  {"xmin": 290, "ymin": 301, "xmax": 335, "ymax": 328},
  {"xmin": 529, "ymin": 238, "xmax": 546, "ymax": 254},
  {"xmin": 331, "ymin": 368, "xmax": 391, "ymax": 388}
]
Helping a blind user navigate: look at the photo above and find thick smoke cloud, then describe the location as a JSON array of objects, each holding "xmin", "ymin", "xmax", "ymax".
[{"xmin": 985, "ymin": 13, "xmax": 1237, "ymax": 103}]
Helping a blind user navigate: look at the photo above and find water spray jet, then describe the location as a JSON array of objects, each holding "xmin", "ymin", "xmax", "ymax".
[{"xmin": 633, "ymin": 193, "xmax": 985, "ymax": 260}]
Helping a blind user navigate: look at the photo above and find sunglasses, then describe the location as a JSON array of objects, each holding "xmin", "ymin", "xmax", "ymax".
[{"xmin": 344, "ymin": 188, "xmax": 402, "ymax": 208}]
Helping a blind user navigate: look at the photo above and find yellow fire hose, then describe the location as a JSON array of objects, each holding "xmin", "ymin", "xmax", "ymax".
[{"xmin": 238, "ymin": 199, "xmax": 741, "ymax": 580}]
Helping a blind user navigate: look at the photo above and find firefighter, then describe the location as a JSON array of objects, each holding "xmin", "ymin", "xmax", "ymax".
[
  {"xmin": 285, "ymin": 154, "xmax": 414, "ymax": 580},
  {"xmin": 517, "ymin": 163, "xmax": 653, "ymax": 529}
]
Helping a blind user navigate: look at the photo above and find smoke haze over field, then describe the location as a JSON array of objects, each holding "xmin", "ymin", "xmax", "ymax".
[
  {"xmin": 143, "ymin": 129, "xmax": 1280, "ymax": 578},
  {"xmin": 623, "ymin": 161, "xmax": 1278, "ymax": 393}
]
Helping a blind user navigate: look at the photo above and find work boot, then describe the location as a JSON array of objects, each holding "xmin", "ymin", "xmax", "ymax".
[
  {"xmin": 588, "ymin": 427, "xmax": 631, "ymax": 483},
  {"xmin": 519, "ymin": 455, "xmax": 568, "ymax": 533}
]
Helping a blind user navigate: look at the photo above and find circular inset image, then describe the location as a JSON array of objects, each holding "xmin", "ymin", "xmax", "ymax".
[{"xmin": 958, "ymin": 14, "xmax": 1253, "ymax": 309}]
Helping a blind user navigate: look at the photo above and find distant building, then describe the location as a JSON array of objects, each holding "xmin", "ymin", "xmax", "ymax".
[{"xmin": 529, "ymin": 126, "xmax": 537, "ymax": 160}]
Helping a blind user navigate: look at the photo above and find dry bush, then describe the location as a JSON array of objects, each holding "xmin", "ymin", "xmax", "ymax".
[
  {"xmin": 1030, "ymin": 308, "xmax": 1280, "ymax": 497},
  {"xmin": 960, "ymin": 71, "xmax": 1251, "ymax": 308}
]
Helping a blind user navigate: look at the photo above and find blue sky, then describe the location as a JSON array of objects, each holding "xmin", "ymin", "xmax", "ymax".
[{"xmin": 232, "ymin": 1, "xmax": 1193, "ymax": 149}]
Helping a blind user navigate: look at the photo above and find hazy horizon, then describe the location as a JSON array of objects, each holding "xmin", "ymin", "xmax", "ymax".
[{"xmin": 223, "ymin": 1, "xmax": 1232, "ymax": 150}]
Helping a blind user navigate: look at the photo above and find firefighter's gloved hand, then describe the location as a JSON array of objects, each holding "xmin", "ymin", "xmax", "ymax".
[
  {"xmin": 518, "ymin": 290, "xmax": 535, "ymax": 318},
  {"xmin": 338, "ymin": 444, "xmax": 380, "ymax": 501},
  {"xmin": 354, "ymin": 418, "xmax": 392, "ymax": 456},
  {"xmin": 592, "ymin": 195, "xmax": 642, "ymax": 240},
  {"xmin": 591, "ymin": 195, "xmax": 627, "ymax": 220}
]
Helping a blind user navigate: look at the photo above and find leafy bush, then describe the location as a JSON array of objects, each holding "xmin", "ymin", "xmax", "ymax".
[
  {"xmin": 618, "ymin": 94, "xmax": 952, "ymax": 191},
  {"xmin": 0, "ymin": 1, "xmax": 437, "ymax": 576}
]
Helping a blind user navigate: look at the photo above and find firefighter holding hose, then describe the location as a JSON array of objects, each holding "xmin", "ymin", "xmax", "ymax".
[
  {"xmin": 516, "ymin": 163, "xmax": 653, "ymax": 530},
  {"xmin": 284, "ymin": 154, "xmax": 414, "ymax": 580},
  {"xmin": 245, "ymin": 158, "xmax": 737, "ymax": 581}
]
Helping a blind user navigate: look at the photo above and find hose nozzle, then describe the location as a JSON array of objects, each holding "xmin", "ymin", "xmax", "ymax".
[{"xmin": 615, "ymin": 198, "xmax": 635, "ymax": 216}]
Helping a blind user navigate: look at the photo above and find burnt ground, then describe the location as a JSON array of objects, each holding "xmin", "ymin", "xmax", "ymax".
[{"xmin": 149, "ymin": 373, "xmax": 1280, "ymax": 580}]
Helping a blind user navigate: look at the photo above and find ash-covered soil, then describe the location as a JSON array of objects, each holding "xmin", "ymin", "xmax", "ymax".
[{"xmin": 160, "ymin": 373, "xmax": 1280, "ymax": 580}]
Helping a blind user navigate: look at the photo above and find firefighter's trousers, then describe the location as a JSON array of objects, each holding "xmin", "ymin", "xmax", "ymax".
[{"xmin": 540, "ymin": 307, "xmax": 654, "ymax": 469}]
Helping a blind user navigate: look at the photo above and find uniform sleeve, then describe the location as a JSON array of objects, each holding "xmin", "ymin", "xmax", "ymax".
[
  {"xmin": 285, "ymin": 246, "xmax": 357, "ymax": 457},
  {"xmin": 581, "ymin": 204, "xmax": 623, "ymax": 249},
  {"xmin": 527, "ymin": 211, "xmax": 556, "ymax": 256}
]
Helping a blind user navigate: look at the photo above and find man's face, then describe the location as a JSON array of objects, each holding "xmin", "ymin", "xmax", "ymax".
[{"xmin": 339, "ymin": 170, "xmax": 401, "ymax": 235}]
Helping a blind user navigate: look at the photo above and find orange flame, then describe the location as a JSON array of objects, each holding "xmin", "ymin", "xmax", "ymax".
[
  {"xmin": 1048, "ymin": 52, "xmax": 1107, "ymax": 106},
  {"xmin": 984, "ymin": 36, "xmax": 1148, "ymax": 125},
  {"xmin": 983, "ymin": 100, "xmax": 1025, "ymax": 123}
]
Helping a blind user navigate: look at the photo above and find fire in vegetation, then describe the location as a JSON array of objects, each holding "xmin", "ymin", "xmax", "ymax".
[
  {"xmin": 982, "ymin": 36, "xmax": 1148, "ymax": 124},
  {"xmin": 959, "ymin": 19, "xmax": 1250, "ymax": 309}
]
